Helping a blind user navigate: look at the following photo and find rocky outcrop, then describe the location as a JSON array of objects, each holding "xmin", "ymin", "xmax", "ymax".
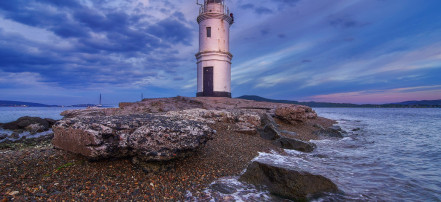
[
  {"xmin": 1, "ymin": 117, "xmax": 56, "ymax": 134},
  {"xmin": 52, "ymin": 114, "xmax": 214, "ymax": 161},
  {"xmin": 275, "ymin": 105, "xmax": 317, "ymax": 124},
  {"xmin": 239, "ymin": 161, "xmax": 338, "ymax": 200},
  {"xmin": 274, "ymin": 137, "xmax": 316, "ymax": 152},
  {"xmin": 53, "ymin": 97, "xmax": 321, "ymax": 163}
]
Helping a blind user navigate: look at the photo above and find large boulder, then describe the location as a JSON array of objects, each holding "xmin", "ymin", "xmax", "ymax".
[
  {"xmin": 275, "ymin": 105, "xmax": 317, "ymax": 124},
  {"xmin": 52, "ymin": 114, "xmax": 214, "ymax": 161},
  {"xmin": 274, "ymin": 137, "xmax": 316, "ymax": 152},
  {"xmin": 1, "ymin": 116, "xmax": 54, "ymax": 133},
  {"xmin": 239, "ymin": 161, "xmax": 338, "ymax": 200}
]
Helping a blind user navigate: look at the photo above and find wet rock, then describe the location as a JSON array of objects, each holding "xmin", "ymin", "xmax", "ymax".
[
  {"xmin": 352, "ymin": 128, "xmax": 361, "ymax": 131},
  {"xmin": 44, "ymin": 118, "xmax": 57, "ymax": 126},
  {"xmin": 210, "ymin": 183, "xmax": 237, "ymax": 194},
  {"xmin": 314, "ymin": 126, "xmax": 344, "ymax": 138},
  {"xmin": 25, "ymin": 123, "xmax": 46, "ymax": 134},
  {"xmin": 52, "ymin": 114, "xmax": 214, "ymax": 161},
  {"xmin": 313, "ymin": 123, "xmax": 325, "ymax": 130},
  {"xmin": 274, "ymin": 137, "xmax": 316, "ymax": 152},
  {"xmin": 258, "ymin": 124, "xmax": 280, "ymax": 140},
  {"xmin": 275, "ymin": 105, "xmax": 317, "ymax": 124},
  {"xmin": 2, "ymin": 116, "xmax": 55, "ymax": 132},
  {"xmin": 239, "ymin": 161, "xmax": 338, "ymax": 201},
  {"xmin": 0, "ymin": 133, "xmax": 7, "ymax": 140}
]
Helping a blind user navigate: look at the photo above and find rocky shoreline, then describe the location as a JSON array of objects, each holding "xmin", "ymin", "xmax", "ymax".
[{"xmin": 0, "ymin": 97, "xmax": 344, "ymax": 201}]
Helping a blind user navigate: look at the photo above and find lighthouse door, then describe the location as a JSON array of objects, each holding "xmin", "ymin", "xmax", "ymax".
[{"xmin": 203, "ymin": 67, "xmax": 214, "ymax": 96}]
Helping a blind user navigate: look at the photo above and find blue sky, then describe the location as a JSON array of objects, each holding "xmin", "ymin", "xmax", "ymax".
[{"xmin": 1, "ymin": 0, "xmax": 441, "ymax": 105}]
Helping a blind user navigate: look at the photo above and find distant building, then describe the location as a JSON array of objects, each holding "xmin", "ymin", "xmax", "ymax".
[{"xmin": 196, "ymin": 0, "xmax": 234, "ymax": 98}]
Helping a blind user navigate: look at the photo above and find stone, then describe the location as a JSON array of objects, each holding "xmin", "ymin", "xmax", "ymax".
[
  {"xmin": 314, "ymin": 127, "xmax": 344, "ymax": 138},
  {"xmin": 2, "ymin": 116, "xmax": 54, "ymax": 132},
  {"xmin": 275, "ymin": 105, "xmax": 317, "ymax": 124},
  {"xmin": 52, "ymin": 114, "xmax": 214, "ymax": 161},
  {"xmin": 239, "ymin": 161, "xmax": 338, "ymax": 201},
  {"xmin": 274, "ymin": 137, "xmax": 316, "ymax": 152},
  {"xmin": 259, "ymin": 113, "xmax": 278, "ymax": 128},
  {"xmin": 313, "ymin": 123, "xmax": 325, "ymax": 130},
  {"xmin": 25, "ymin": 123, "xmax": 46, "ymax": 134},
  {"xmin": 258, "ymin": 124, "xmax": 280, "ymax": 140}
]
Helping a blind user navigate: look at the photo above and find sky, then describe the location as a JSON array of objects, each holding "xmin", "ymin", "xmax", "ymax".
[{"xmin": 1, "ymin": 0, "xmax": 441, "ymax": 105}]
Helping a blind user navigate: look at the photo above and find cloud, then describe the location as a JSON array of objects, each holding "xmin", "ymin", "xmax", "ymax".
[
  {"xmin": 239, "ymin": 3, "xmax": 273, "ymax": 15},
  {"xmin": 0, "ymin": 0, "xmax": 196, "ymax": 93},
  {"xmin": 304, "ymin": 85, "xmax": 441, "ymax": 104}
]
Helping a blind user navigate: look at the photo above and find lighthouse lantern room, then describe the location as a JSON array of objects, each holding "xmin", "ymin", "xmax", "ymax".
[{"xmin": 196, "ymin": 0, "xmax": 234, "ymax": 98}]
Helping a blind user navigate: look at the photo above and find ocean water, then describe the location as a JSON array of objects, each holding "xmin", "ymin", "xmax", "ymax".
[
  {"xmin": 0, "ymin": 107, "xmax": 86, "ymax": 142},
  {"xmin": 197, "ymin": 108, "xmax": 441, "ymax": 201},
  {"xmin": 0, "ymin": 107, "xmax": 82, "ymax": 123}
]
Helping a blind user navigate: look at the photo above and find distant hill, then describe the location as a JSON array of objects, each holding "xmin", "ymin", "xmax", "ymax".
[
  {"xmin": 393, "ymin": 100, "xmax": 441, "ymax": 106},
  {"xmin": 237, "ymin": 95, "xmax": 441, "ymax": 108},
  {"xmin": 0, "ymin": 100, "xmax": 59, "ymax": 107},
  {"xmin": 0, "ymin": 100, "xmax": 105, "ymax": 108}
]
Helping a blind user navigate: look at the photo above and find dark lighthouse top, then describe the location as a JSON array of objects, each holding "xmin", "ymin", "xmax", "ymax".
[{"xmin": 206, "ymin": 0, "xmax": 224, "ymax": 4}]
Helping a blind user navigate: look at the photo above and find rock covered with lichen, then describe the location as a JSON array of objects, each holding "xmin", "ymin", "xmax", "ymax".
[
  {"xmin": 52, "ymin": 114, "xmax": 214, "ymax": 161},
  {"xmin": 52, "ymin": 97, "xmax": 319, "ymax": 163}
]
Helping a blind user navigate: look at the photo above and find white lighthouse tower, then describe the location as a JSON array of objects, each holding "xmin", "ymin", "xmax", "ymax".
[{"xmin": 196, "ymin": 0, "xmax": 234, "ymax": 98}]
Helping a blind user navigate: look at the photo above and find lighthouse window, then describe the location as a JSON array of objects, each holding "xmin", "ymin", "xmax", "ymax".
[{"xmin": 206, "ymin": 27, "xmax": 211, "ymax": 37}]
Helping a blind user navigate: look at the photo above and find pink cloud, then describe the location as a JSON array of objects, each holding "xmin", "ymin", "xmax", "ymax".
[{"xmin": 302, "ymin": 85, "xmax": 441, "ymax": 104}]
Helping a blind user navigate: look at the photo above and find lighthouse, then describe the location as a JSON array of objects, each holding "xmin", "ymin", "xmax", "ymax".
[{"xmin": 196, "ymin": 0, "xmax": 234, "ymax": 98}]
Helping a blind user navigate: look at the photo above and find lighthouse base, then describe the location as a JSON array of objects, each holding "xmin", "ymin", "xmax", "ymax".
[{"xmin": 196, "ymin": 91, "xmax": 231, "ymax": 98}]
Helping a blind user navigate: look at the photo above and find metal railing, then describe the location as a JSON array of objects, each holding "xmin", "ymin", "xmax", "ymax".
[{"xmin": 197, "ymin": 0, "xmax": 230, "ymax": 15}]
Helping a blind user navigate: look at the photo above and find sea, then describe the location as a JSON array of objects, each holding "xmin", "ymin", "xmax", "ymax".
[
  {"xmin": 1, "ymin": 107, "xmax": 441, "ymax": 201},
  {"xmin": 0, "ymin": 107, "xmax": 84, "ymax": 141}
]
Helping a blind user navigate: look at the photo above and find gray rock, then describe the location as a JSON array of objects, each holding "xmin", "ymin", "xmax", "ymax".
[
  {"xmin": 329, "ymin": 125, "xmax": 345, "ymax": 133},
  {"xmin": 313, "ymin": 123, "xmax": 325, "ymax": 130},
  {"xmin": 274, "ymin": 137, "xmax": 316, "ymax": 152},
  {"xmin": 258, "ymin": 124, "xmax": 280, "ymax": 140},
  {"xmin": 52, "ymin": 114, "xmax": 214, "ymax": 161},
  {"xmin": 25, "ymin": 123, "xmax": 46, "ymax": 134},
  {"xmin": 239, "ymin": 161, "xmax": 338, "ymax": 201},
  {"xmin": 314, "ymin": 127, "xmax": 344, "ymax": 138},
  {"xmin": 260, "ymin": 113, "xmax": 277, "ymax": 128},
  {"xmin": 2, "ymin": 116, "xmax": 55, "ymax": 132}
]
